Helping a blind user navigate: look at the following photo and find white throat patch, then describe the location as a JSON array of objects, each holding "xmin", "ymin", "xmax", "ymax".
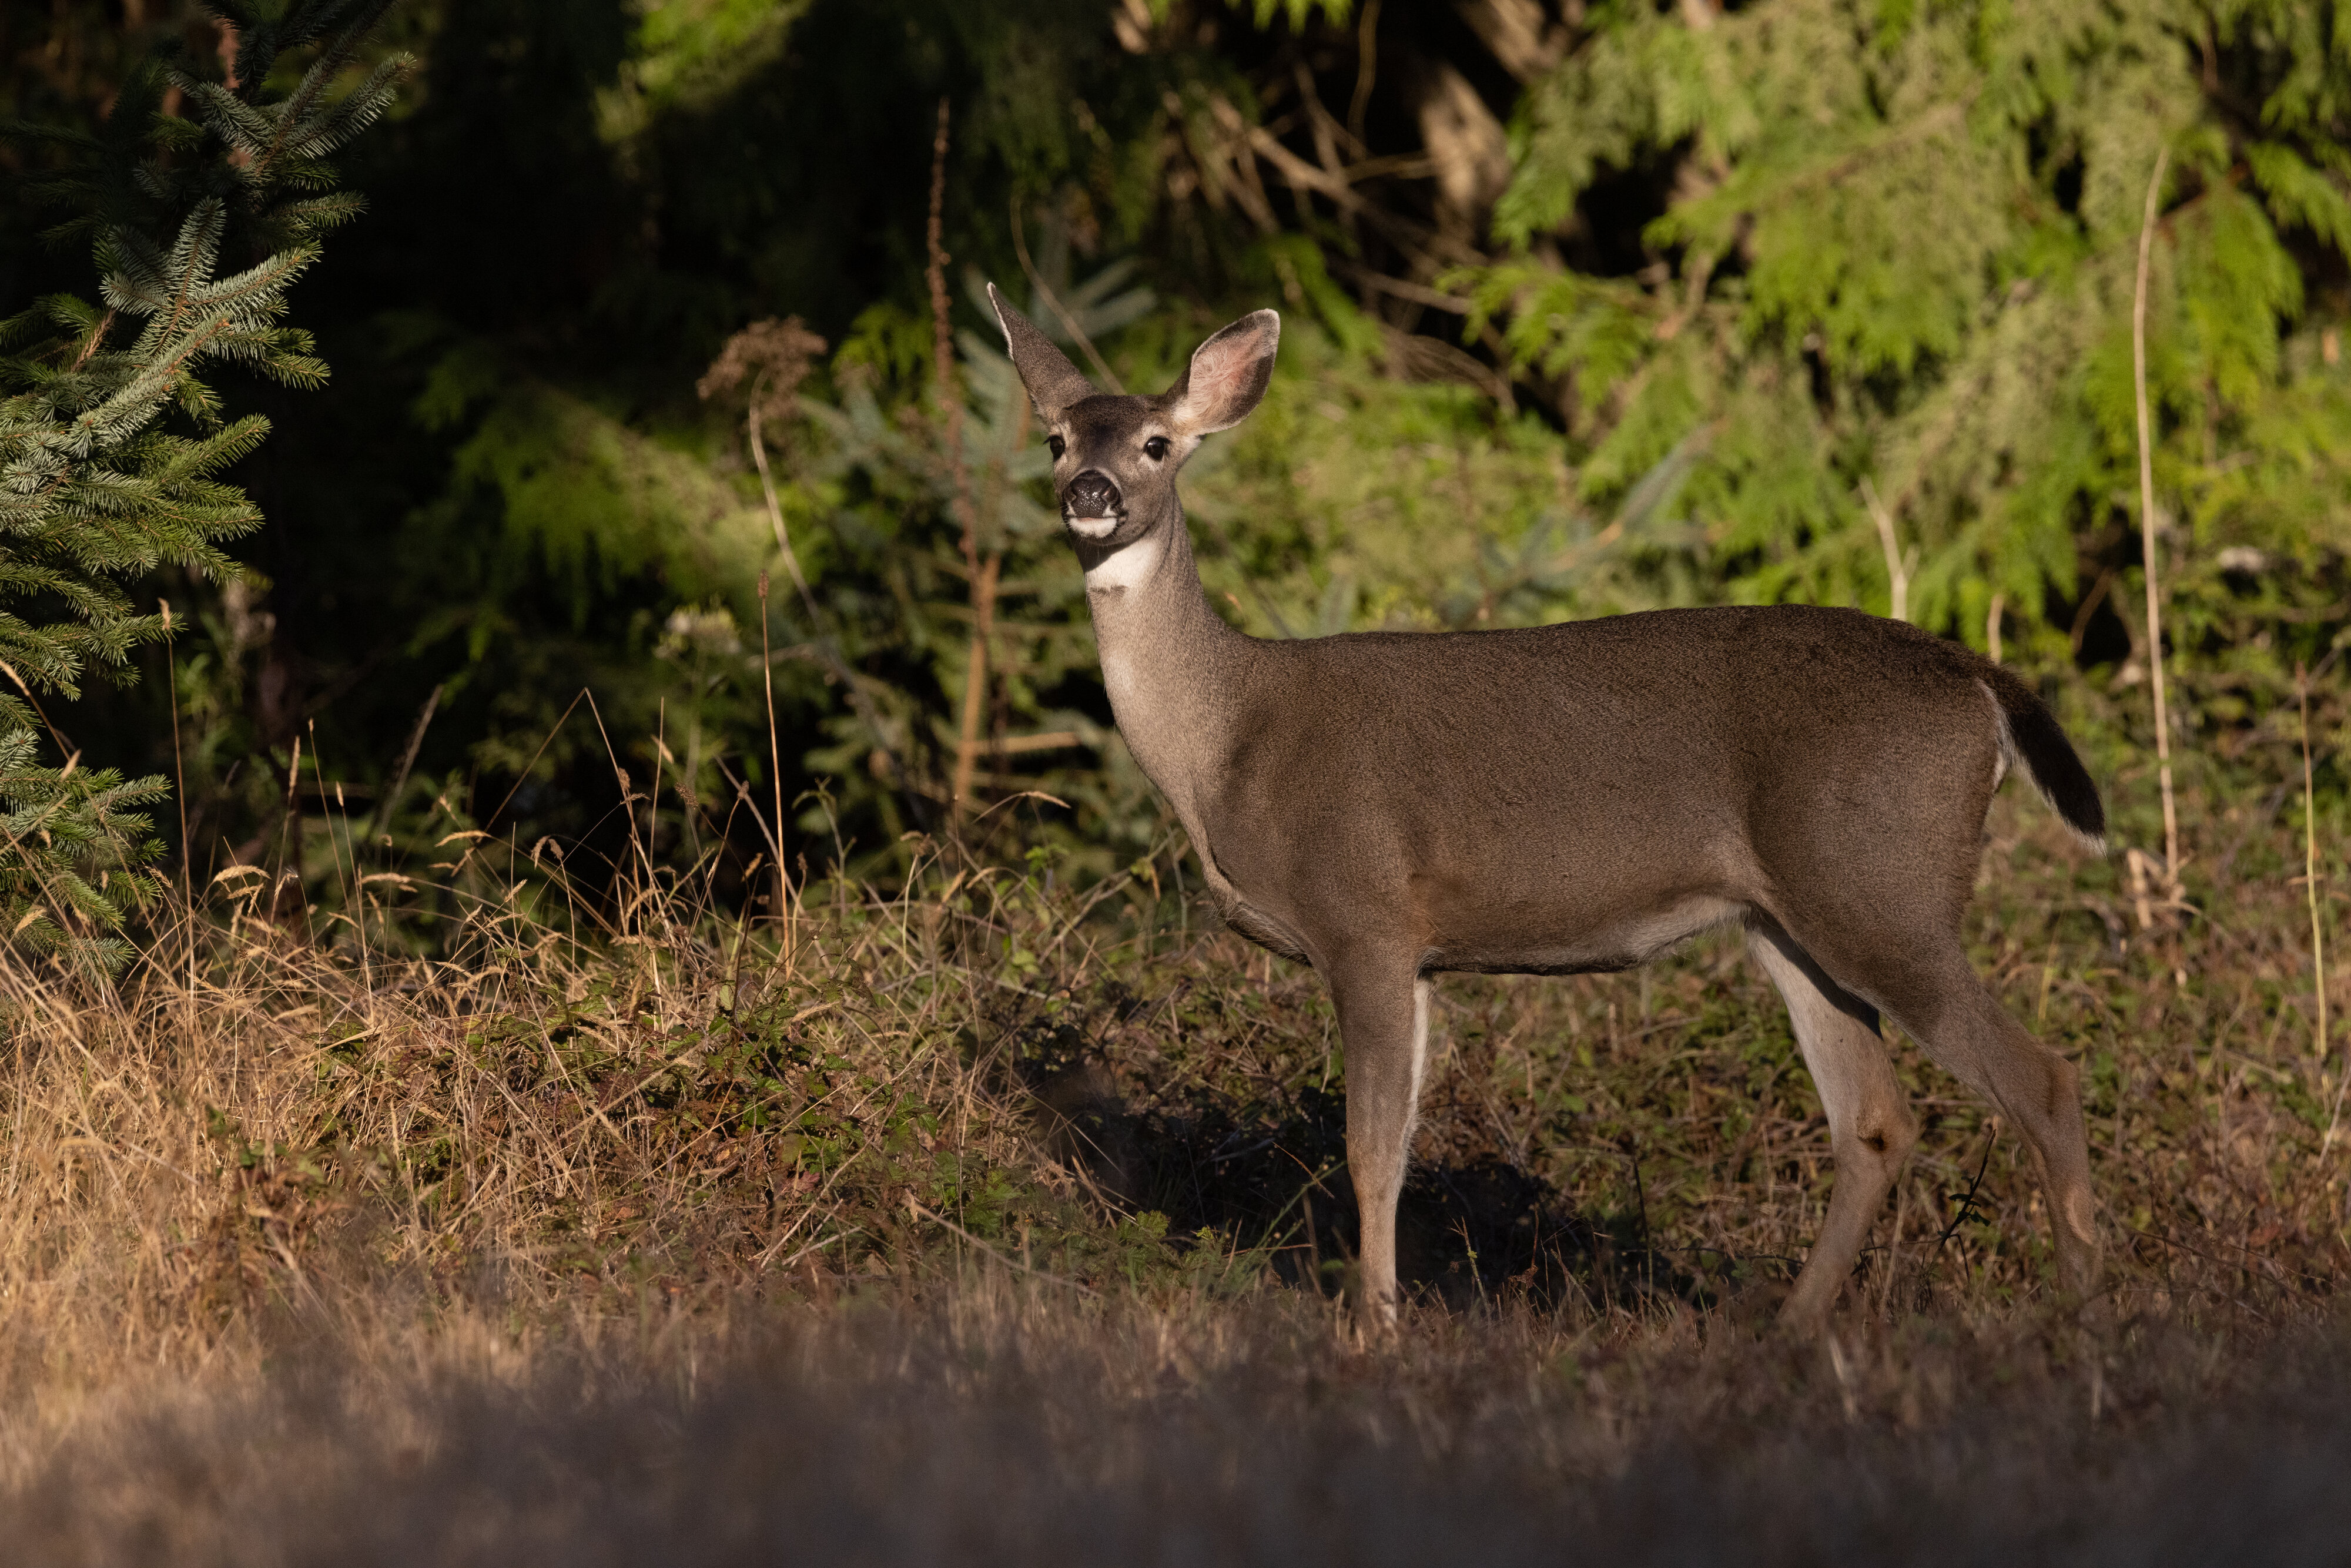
[{"xmin": 1083, "ymin": 532, "xmax": 1162, "ymax": 593}]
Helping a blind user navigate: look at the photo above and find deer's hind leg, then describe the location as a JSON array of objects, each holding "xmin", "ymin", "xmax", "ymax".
[
  {"xmin": 1876, "ymin": 953, "xmax": 2098, "ymax": 1298},
  {"xmin": 1783, "ymin": 912, "xmax": 2099, "ymax": 1304},
  {"xmin": 1746, "ymin": 919, "xmax": 1919, "ymax": 1329}
]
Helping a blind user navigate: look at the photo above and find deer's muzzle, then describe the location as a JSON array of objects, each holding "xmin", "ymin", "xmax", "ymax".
[{"xmin": 1062, "ymin": 470, "xmax": 1124, "ymax": 532}]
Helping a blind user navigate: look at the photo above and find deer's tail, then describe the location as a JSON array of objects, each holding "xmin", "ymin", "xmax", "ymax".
[{"xmin": 1982, "ymin": 670, "xmax": 2105, "ymax": 853}]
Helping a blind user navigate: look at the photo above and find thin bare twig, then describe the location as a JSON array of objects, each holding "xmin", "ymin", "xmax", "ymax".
[
  {"xmin": 926, "ymin": 99, "xmax": 999, "ymax": 830},
  {"xmin": 1348, "ymin": 0, "xmax": 1381, "ymax": 145},
  {"xmin": 1009, "ymin": 197, "xmax": 1123, "ymax": 393}
]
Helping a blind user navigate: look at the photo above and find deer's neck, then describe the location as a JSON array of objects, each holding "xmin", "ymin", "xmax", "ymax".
[{"xmin": 1081, "ymin": 517, "xmax": 1251, "ymax": 820}]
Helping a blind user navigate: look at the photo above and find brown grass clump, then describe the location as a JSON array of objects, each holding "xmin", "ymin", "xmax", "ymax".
[{"xmin": 0, "ymin": 791, "xmax": 2341, "ymax": 1560}]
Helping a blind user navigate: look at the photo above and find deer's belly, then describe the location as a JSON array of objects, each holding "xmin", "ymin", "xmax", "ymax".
[
  {"xmin": 1203, "ymin": 817, "xmax": 1743, "ymax": 977},
  {"xmin": 1214, "ymin": 892, "xmax": 1315, "ymax": 964},
  {"xmin": 1190, "ymin": 749, "xmax": 1747, "ymax": 974},
  {"xmin": 1423, "ymin": 892, "xmax": 1746, "ymax": 976}
]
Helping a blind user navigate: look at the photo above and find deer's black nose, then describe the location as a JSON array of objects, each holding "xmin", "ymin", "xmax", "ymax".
[{"xmin": 1063, "ymin": 469, "xmax": 1123, "ymax": 518}]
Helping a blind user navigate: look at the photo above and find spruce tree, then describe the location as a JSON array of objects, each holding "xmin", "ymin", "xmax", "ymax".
[{"xmin": 0, "ymin": 1, "xmax": 407, "ymax": 971}]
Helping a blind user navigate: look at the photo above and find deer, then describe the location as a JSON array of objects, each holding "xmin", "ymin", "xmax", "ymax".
[{"xmin": 987, "ymin": 284, "xmax": 2106, "ymax": 1331}]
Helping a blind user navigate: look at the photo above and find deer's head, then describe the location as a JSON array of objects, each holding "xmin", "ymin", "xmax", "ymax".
[{"xmin": 989, "ymin": 284, "xmax": 1279, "ymax": 556}]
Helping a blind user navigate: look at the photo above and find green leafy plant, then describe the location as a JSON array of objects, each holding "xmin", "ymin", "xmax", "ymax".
[{"xmin": 1469, "ymin": 0, "xmax": 2351, "ymax": 677}]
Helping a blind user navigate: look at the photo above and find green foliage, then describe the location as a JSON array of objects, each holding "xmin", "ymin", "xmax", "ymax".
[
  {"xmin": 15, "ymin": 0, "xmax": 2346, "ymax": 945},
  {"xmin": 594, "ymin": 0, "xmax": 815, "ymax": 145},
  {"xmin": 1237, "ymin": 0, "xmax": 1354, "ymax": 31},
  {"xmin": 1473, "ymin": 0, "xmax": 2351, "ymax": 693},
  {"xmin": 1144, "ymin": 0, "xmax": 1355, "ymax": 33},
  {"xmin": 0, "ymin": 2, "xmax": 407, "ymax": 966},
  {"xmin": 0, "ymin": 722, "xmax": 168, "ymax": 971}
]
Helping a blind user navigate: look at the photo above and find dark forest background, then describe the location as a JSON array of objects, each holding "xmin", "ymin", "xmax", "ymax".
[{"xmin": 6, "ymin": 0, "xmax": 2349, "ymax": 947}]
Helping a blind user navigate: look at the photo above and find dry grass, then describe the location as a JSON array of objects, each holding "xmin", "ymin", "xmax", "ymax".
[{"xmin": 0, "ymin": 783, "xmax": 2343, "ymax": 1561}]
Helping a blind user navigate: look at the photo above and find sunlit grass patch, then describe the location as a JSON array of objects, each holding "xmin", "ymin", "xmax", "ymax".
[{"xmin": 0, "ymin": 782, "xmax": 2342, "ymax": 1557}]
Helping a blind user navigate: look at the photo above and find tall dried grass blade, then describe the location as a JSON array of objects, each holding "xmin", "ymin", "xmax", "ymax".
[
  {"xmin": 1860, "ymin": 478, "xmax": 1907, "ymax": 624},
  {"xmin": 2303, "ymin": 662, "xmax": 2327, "ymax": 1060},
  {"xmin": 367, "ymin": 682, "xmax": 443, "ymax": 845},
  {"xmin": 162, "ymin": 598, "xmax": 195, "ymax": 1011},
  {"xmin": 759, "ymin": 572, "xmax": 790, "ymax": 951},
  {"xmin": 2134, "ymin": 143, "xmax": 2181, "ymax": 893}
]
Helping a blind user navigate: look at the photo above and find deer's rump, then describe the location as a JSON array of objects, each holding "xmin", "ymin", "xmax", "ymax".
[{"xmin": 1197, "ymin": 604, "xmax": 2098, "ymax": 974}]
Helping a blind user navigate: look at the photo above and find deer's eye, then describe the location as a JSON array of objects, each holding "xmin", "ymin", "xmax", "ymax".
[
  {"xmin": 1143, "ymin": 436, "xmax": 1170, "ymax": 461},
  {"xmin": 1046, "ymin": 434, "xmax": 1066, "ymax": 460}
]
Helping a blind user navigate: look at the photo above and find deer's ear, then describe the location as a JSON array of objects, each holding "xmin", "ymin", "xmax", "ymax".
[
  {"xmin": 988, "ymin": 283, "xmax": 1096, "ymax": 420},
  {"xmin": 1164, "ymin": 310, "xmax": 1280, "ymax": 436}
]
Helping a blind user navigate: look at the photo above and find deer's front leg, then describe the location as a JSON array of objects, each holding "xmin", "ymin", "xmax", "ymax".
[{"xmin": 1332, "ymin": 959, "xmax": 1432, "ymax": 1329}]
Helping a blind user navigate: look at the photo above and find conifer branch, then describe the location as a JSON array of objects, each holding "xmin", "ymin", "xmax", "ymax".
[{"xmin": 0, "ymin": 4, "xmax": 407, "ymax": 970}]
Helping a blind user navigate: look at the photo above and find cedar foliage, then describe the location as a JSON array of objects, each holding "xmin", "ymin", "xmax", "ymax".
[
  {"xmin": 0, "ymin": 1, "xmax": 405, "ymax": 967},
  {"xmin": 1468, "ymin": 0, "xmax": 2351, "ymax": 679}
]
